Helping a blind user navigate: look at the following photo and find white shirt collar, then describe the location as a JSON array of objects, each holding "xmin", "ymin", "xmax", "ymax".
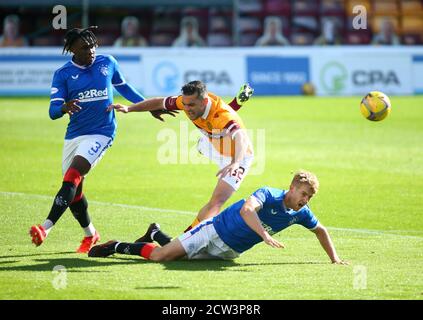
[
  {"xmin": 71, "ymin": 56, "xmax": 96, "ymax": 69},
  {"xmin": 201, "ymin": 97, "xmax": 212, "ymax": 120}
]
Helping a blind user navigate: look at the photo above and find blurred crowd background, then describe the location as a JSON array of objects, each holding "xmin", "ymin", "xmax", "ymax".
[{"xmin": 0, "ymin": 0, "xmax": 422, "ymax": 48}]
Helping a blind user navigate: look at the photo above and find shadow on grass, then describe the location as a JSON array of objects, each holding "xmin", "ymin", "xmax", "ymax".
[
  {"xmin": 239, "ymin": 261, "xmax": 328, "ymax": 267},
  {"xmin": 0, "ymin": 251, "xmax": 75, "ymax": 259},
  {"xmin": 0, "ymin": 252, "xmax": 328, "ymax": 273},
  {"xmin": 87, "ymin": 257, "xmax": 329, "ymax": 271},
  {"xmin": 0, "ymin": 257, "xmax": 141, "ymax": 272},
  {"xmin": 0, "ymin": 260, "xmax": 19, "ymax": 265},
  {"xmin": 158, "ymin": 260, "xmax": 328, "ymax": 271},
  {"xmin": 110, "ymin": 256, "xmax": 242, "ymax": 271},
  {"xmin": 135, "ymin": 286, "xmax": 181, "ymax": 290}
]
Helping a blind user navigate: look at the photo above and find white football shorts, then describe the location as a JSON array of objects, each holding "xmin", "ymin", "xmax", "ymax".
[
  {"xmin": 62, "ymin": 134, "xmax": 113, "ymax": 175},
  {"xmin": 178, "ymin": 218, "xmax": 240, "ymax": 260},
  {"xmin": 197, "ymin": 135, "xmax": 254, "ymax": 191}
]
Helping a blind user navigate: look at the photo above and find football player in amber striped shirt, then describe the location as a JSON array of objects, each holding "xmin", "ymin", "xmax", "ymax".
[{"xmin": 108, "ymin": 81, "xmax": 254, "ymax": 231}]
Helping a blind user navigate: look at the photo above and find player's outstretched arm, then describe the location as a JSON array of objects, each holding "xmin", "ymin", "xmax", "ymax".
[
  {"xmin": 239, "ymin": 197, "xmax": 284, "ymax": 249},
  {"xmin": 311, "ymin": 224, "xmax": 348, "ymax": 265},
  {"xmin": 107, "ymin": 97, "xmax": 165, "ymax": 113}
]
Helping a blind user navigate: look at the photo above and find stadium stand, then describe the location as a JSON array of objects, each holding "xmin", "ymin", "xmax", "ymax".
[{"xmin": 0, "ymin": 0, "xmax": 421, "ymax": 47}]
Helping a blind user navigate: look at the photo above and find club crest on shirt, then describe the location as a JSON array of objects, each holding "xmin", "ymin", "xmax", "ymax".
[{"xmin": 99, "ymin": 65, "xmax": 109, "ymax": 76}]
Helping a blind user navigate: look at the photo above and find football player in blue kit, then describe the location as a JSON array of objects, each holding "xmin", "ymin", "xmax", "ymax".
[
  {"xmin": 89, "ymin": 170, "xmax": 348, "ymax": 265},
  {"xmin": 29, "ymin": 26, "xmax": 176, "ymax": 253}
]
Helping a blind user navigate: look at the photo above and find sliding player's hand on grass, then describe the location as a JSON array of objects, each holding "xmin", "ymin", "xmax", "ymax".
[
  {"xmin": 263, "ymin": 232, "xmax": 284, "ymax": 249},
  {"xmin": 332, "ymin": 259, "xmax": 349, "ymax": 265}
]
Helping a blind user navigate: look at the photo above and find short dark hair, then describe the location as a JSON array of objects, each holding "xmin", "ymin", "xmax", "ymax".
[
  {"xmin": 291, "ymin": 170, "xmax": 319, "ymax": 194},
  {"xmin": 63, "ymin": 26, "xmax": 98, "ymax": 55},
  {"xmin": 181, "ymin": 80, "xmax": 207, "ymax": 99}
]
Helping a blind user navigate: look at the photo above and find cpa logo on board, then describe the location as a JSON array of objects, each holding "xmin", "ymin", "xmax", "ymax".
[
  {"xmin": 153, "ymin": 61, "xmax": 179, "ymax": 95},
  {"xmin": 320, "ymin": 61, "xmax": 348, "ymax": 95}
]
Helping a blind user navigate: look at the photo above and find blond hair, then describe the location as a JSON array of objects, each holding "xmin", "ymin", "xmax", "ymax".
[{"xmin": 291, "ymin": 170, "xmax": 319, "ymax": 194}]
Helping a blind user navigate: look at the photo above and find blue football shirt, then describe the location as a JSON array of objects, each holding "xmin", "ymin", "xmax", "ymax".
[
  {"xmin": 49, "ymin": 54, "xmax": 126, "ymax": 139},
  {"xmin": 212, "ymin": 187, "xmax": 319, "ymax": 253}
]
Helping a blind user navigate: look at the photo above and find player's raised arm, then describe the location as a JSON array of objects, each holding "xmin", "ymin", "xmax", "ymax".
[
  {"xmin": 311, "ymin": 223, "xmax": 348, "ymax": 265},
  {"xmin": 239, "ymin": 196, "xmax": 284, "ymax": 249},
  {"xmin": 228, "ymin": 83, "xmax": 254, "ymax": 111},
  {"xmin": 216, "ymin": 128, "xmax": 251, "ymax": 179},
  {"xmin": 107, "ymin": 97, "xmax": 165, "ymax": 113}
]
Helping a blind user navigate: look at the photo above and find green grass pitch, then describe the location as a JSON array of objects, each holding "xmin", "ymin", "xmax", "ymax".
[{"xmin": 0, "ymin": 95, "xmax": 422, "ymax": 299}]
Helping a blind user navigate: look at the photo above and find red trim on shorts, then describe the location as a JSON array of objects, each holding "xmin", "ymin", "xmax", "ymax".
[
  {"xmin": 140, "ymin": 243, "xmax": 157, "ymax": 259},
  {"xmin": 63, "ymin": 167, "xmax": 82, "ymax": 186}
]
